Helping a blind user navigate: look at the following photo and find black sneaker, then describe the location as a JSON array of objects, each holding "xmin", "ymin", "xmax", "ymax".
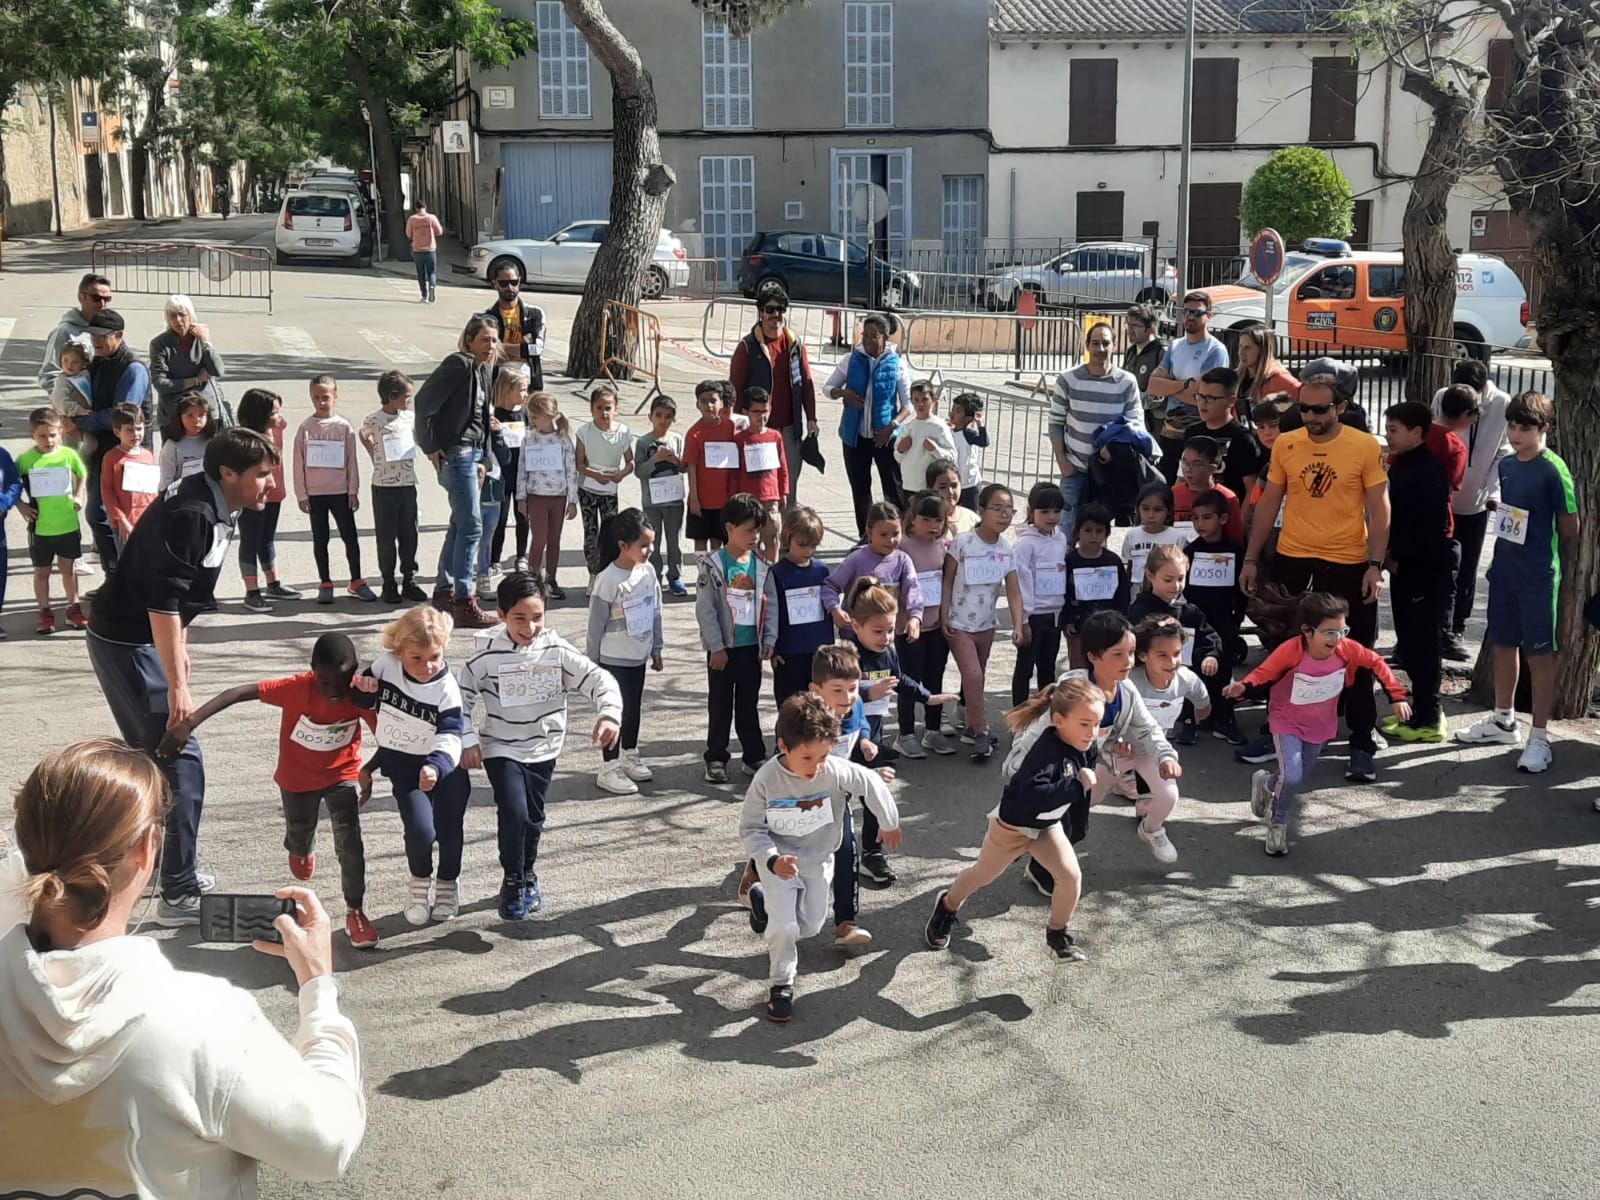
[
  {"xmin": 242, "ymin": 590, "xmax": 271, "ymax": 613},
  {"xmin": 546, "ymin": 579, "xmax": 568, "ymax": 601},
  {"xmin": 1022, "ymin": 855, "xmax": 1056, "ymax": 896},
  {"xmin": 766, "ymin": 985, "xmax": 794, "ymax": 1022},
  {"xmin": 1045, "ymin": 927, "xmax": 1088, "ymax": 964},
  {"xmin": 748, "ymin": 883, "xmax": 769, "ymax": 933},
  {"xmin": 401, "ymin": 579, "xmax": 430, "ymax": 602},
  {"xmin": 704, "ymin": 760, "xmax": 729, "ymax": 784},
  {"xmin": 265, "ymin": 581, "xmax": 302, "ymax": 600},
  {"xmin": 1234, "ymin": 730, "xmax": 1277, "ymax": 764},
  {"xmin": 1171, "ymin": 716, "xmax": 1198, "ymax": 746},
  {"xmin": 317, "ymin": 583, "xmax": 335, "ymax": 606},
  {"xmin": 498, "ymin": 874, "xmax": 530, "ymax": 920},
  {"xmin": 1441, "ymin": 630, "xmax": 1471, "ymax": 662},
  {"xmin": 925, "ymin": 889, "xmax": 958, "ymax": 949},
  {"xmin": 859, "ymin": 850, "xmax": 897, "ymax": 885},
  {"xmin": 381, "ymin": 581, "xmax": 402, "ymax": 605},
  {"xmin": 349, "ymin": 581, "xmax": 379, "ymax": 603},
  {"xmin": 1210, "ymin": 714, "xmax": 1248, "ymax": 746}
]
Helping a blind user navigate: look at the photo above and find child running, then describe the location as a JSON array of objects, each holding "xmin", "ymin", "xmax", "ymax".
[
  {"xmin": 1123, "ymin": 616, "xmax": 1211, "ymax": 798},
  {"xmin": 459, "ymin": 573, "xmax": 622, "ymax": 919},
  {"xmin": 294, "ymin": 374, "xmax": 377, "ymax": 605},
  {"xmin": 586, "ymin": 508, "xmax": 664, "ymax": 795},
  {"xmin": 1128, "ymin": 544, "xmax": 1223, "ymax": 746},
  {"xmin": 925, "ymin": 676, "xmax": 1102, "ymax": 963},
  {"xmin": 518, "ymin": 390, "xmax": 578, "ymax": 600},
  {"xmin": 235, "ymin": 387, "xmax": 300, "ymax": 611},
  {"xmin": 943, "ymin": 482, "xmax": 1025, "ymax": 761},
  {"xmin": 574, "ymin": 385, "xmax": 634, "ymax": 592},
  {"xmin": 351, "ymin": 606, "xmax": 471, "ymax": 925},
  {"xmin": 764, "ymin": 506, "xmax": 833, "ymax": 706},
  {"xmin": 157, "ymin": 632, "xmax": 378, "ymax": 947},
  {"xmin": 739, "ymin": 693, "xmax": 900, "ymax": 1022},
  {"xmin": 99, "ymin": 404, "xmax": 158, "ymax": 552},
  {"xmin": 1225, "ymin": 592, "xmax": 1409, "ymax": 855},
  {"xmin": 157, "ymin": 391, "xmax": 214, "ymax": 490},
  {"xmin": 896, "ymin": 489, "xmax": 955, "ymax": 756},
  {"xmin": 1012, "ymin": 482, "xmax": 1069, "ymax": 703}
]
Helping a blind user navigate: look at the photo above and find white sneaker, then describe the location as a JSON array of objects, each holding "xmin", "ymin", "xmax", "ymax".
[
  {"xmin": 1137, "ymin": 820, "xmax": 1178, "ymax": 864},
  {"xmin": 73, "ymin": 558, "xmax": 97, "ymax": 577},
  {"xmin": 921, "ymin": 729, "xmax": 955, "ymax": 755},
  {"xmin": 476, "ymin": 575, "xmax": 497, "ymax": 601},
  {"xmin": 596, "ymin": 762, "xmax": 639, "ymax": 795},
  {"xmin": 431, "ymin": 878, "xmax": 460, "ymax": 922},
  {"xmin": 1250, "ymin": 769, "xmax": 1273, "ymax": 821},
  {"xmin": 622, "ymin": 749, "xmax": 654, "ymax": 782},
  {"xmin": 404, "ymin": 875, "xmax": 433, "ymax": 926},
  {"xmin": 896, "ymin": 733, "xmax": 927, "ymax": 760},
  {"xmin": 1516, "ymin": 738, "xmax": 1553, "ymax": 774},
  {"xmin": 1456, "ymin": 713, "xmax": 1523, "ymax": 746},
  {"xmin": 1265, "ymin": 822, "xmax": 1290, "ymax": 856}
]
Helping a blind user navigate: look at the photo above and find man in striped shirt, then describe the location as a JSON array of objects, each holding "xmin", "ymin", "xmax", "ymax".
[{"xmin": 1049, "ymin": 321, "xmax": 1147, "ymax": 536}]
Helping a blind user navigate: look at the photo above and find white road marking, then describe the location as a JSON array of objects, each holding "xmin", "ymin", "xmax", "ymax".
[
  {"xmin": 358, "ymin": 328, "xmax": 431, "ymax": 363},
  {"xmin": 0, "ymin": 317, "xmax": 16, "ymax": 361},
  {"xmin": 265, "ymin": 325, "xmax": 323, "ymax": 359}
]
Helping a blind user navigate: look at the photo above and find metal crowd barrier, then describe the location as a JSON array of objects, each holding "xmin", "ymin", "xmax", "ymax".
[
  {"xmin": 922, "ymin": 374, "xmax": 1058, "ymax": 496},
  {"xmin": 91, "ymin": 239, "xmax": 274, "ymax": 312},
  {"xmin": 588, "ymin": 300, "xmax": 664, "ymax": 411},
  {"xmin": 897, "ymin": 309, "xmax": 1134, "ymax": 381},
  {"xmin": 701, "ymin": 296, "xmax": 874, "ymax": 364}
]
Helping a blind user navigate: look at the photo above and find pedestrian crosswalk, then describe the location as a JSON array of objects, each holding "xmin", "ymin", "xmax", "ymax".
[
  {"xmin": 357, "ymin": 328, "xmax": 432, "ymax": 364},
  {"xmin": 265, "ymin": 325, "xmax": 323, "ymax": 359}
]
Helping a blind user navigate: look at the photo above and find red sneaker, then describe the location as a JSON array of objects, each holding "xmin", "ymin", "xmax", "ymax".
[
  {"xmin": 35, "ymin": 609, "xmax": 56, "ymax": 636},
  {"xmin": 64, "ymin": 602, "xmax": 89, "ymax": 629},
  {"xmin": 345, "ymin": 908, "xmax": 378, "ymax": 949},
  {"xmin": 288, "ymin": 853, "xmax": 314, "ymax": 881}
]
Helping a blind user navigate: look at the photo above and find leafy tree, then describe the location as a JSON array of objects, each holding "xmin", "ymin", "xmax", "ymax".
[{"xmin": 1239, "ymin": 146, "xmax": 1355, "ymax": 247}]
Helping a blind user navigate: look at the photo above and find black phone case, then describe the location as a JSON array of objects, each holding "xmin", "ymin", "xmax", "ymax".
[{"xmin": 198, "ymin": 894, "xmax": 296, "ymax": 944}]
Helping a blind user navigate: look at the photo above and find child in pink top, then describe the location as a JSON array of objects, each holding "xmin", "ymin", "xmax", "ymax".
[
  {"xmin": 1224, "ymin": 591, "xmax": 1408, "ymax": 856},
  {"xmin": 293, "ymin": 373, "xmax": 376, "ymax": 604}
]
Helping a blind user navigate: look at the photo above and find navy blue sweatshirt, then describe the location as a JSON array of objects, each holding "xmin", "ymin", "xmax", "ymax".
[
  {"xmin": 856, "ymin": 642, "xmax": 932, "ymax": 738},
  {"xmin": 997, "ymin": 727, "xmax": 1098, "ymax": 830},
  {"xmin": 1182, "ymin": 536, "xmax": 1247, "ymax": 635},
  {"xmin": 766, "ymin": 556, "xmax": 835, "ymax": 657}
]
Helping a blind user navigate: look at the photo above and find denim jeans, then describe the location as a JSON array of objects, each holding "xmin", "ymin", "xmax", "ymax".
[
  {"xmin": 1056, "ymin": 471, "xmax": 1086, "ymax": 540},
  {"xmin": 85, "ymin": 467, "xmax": 119, "ymax": 571},
  {"xmin": 413, "ymin": 250, "xmax": 437, "ymax": 298},
  {"xmin": 434, "ymin": 445, "xmax": 484, "ymax": 599}
]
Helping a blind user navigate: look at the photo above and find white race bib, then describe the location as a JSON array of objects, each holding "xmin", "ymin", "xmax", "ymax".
[
  {"xmin": 498, "ymin": 662, "xmax": 563, "ymax": 708},
  {"xmin": 121, "ymin": 459, "xmax": 160, "ymax": 495},
  {"xmin": 917, "ymin": 569, "xmax": 943, "ymax": 609},
  {"xmin": 1289, "ymin": 670, "xmax": 1345, "ymax": 706},
  {"xmin": 180, "ymin": 457, "xmax": 206, "ymax": 478},
  {"xmin": 499, "ymin": 421, "xmax": 526, "ymax": 449},
  {"xmin": 376, "ymin": 705, "xmax": 436, "ymax": 754},
  {"xmin": 765, "ymin": 790, "xmax": 835, "ymax": 838},
  {"xmin": 289, "ymin": 714, "xmax": 358, "ymax": 752},
  {"xmin": 1128, "ymin": 550, "xmax": 1150, "ymax": 581},
  {"xmin": 648, "ymin": 473, "xmax": 686, "ymax": 506},
  {"xmin": 727, "ymin": 587, "xmax": 757, "ymax": 627},
  {"xmin": 1190, "ymin": 552, "xmax": 1237, "ymax": 588},
  {"xmin": 962, "ymin": 552, "xmax": 1008, "ymax": 586},
  {"xmin": 744, "ymin": 441, "xmax": 780, "ymax": 472},
  {"xmin": 523, "ymin": 438, "xmax": 564, "ymax": 472},
  {"xmin": 784, "ymin": 586, "xmax": 823, "ymax": 625},
  {"xmin": 830, "ymin": 730, "xmax": 860, "ymax": 759},
  {"xmin": 1493, "ymin": 505, "xmax": 1529, "ymax": 546},
  {"xmin": 1180, "ymin": 634, "xmax": 1196, "ymax": 667},
  {"xmin": 306, "ymin": 438, "xmax": 346, "ymax": 470},
  {"xmin": 862, "ymin": 669, "xmax": 894, "ymax": 717},
  {"xmin": 1035, "ymin": 562, "xmax": 1067, "ymax": 597},
  {"xmin": 1073, "ymin": 565, "xmax": 1118, "ymax": 602},
  {"xmin": 28, "ymin": 465, "xmax": 71, "ymax": 498},
  {"xmin": 704, "ymin": 441, "xmax": 739, "ymax": 470},
  {"xmin": 622, "ymin": 592, "xmax": 656, "ymax": 639},
  {"xmin": 382, "ymin": 429, "xmax": 416, "ymax": 462}
]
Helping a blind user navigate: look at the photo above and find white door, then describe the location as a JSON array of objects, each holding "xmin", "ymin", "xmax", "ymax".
[
  {"xmin": 700, "ymin": 155, "xmax": 756, "ymax": 291},
  {"xmin": 831, "ymin": 148, "xmax": 910, "ymax": 265}
]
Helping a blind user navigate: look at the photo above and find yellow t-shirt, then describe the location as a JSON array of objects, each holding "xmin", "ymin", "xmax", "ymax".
[
  {"xmin": 498, "ymin": 303, "xmax": 523, "ymax": 348},
  {"xmin": 1267, "ymin": 426, "xmax": 1387, "ymax": 564}
]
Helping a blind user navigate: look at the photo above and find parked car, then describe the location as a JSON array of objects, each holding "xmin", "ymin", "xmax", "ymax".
[
  {"xmin": 275, "ymin": 191, "xmax": 365, "ymax": 267},
  {"xmin": 294, "ymin": 183, "xmax": 374, "ymax": 258},
  {"xmin": 1206, "ymin": 240, "xmax": 1531, "ymax": 362},
  {"xmin": 737, "ymin": 231, "xmax": 921, "ymax": 308},
  {"xmin": 982, "ymin": 242, "xmax": 1178, "ymax": 310},
  {"xmin": 468, "ymin": 221, "xmax": 689, "ymax": 298}
]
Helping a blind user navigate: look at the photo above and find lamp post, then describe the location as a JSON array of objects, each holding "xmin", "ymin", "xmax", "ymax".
[{"xmin": 1174, "ymin": 0, "xmax": 1196, "ymax": 293}]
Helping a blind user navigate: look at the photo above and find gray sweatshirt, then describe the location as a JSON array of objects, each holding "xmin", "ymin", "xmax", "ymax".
[
  {"xmin": 1003, "ymin": 669, "xmax": 1176, "ymax": 780},
  {"xmin": 1431, "ymin": 384, "xmax": 1511, "ymax": 515},
  {"xmin": 695, "ymin": 548, "xmax": 780, "ymax": 653},
  {"xmin": 458, "ymin": 625, "xmax": 623, "ymax": 761},
  {"xmin": 740, "ymin": 756, "xmax": 899, "ymax": 869}
]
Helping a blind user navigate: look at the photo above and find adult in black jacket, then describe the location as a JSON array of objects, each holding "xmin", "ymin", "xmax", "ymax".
[
  {"xmin": 483, "ymin": 264, "xmax": 546, "ymax": 389},
  {"xmin": 415, "ymin": 314, "xmax": 500, "ymax": 627},
  {"xmin": 87, "ymin": 428, "xmax": 279, "ymax": 924}
]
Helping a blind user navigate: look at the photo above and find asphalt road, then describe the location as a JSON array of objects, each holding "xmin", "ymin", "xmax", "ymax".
[{"xmin": 1, "ymin": 219, "xmax": 1597, "ymax": 1200}]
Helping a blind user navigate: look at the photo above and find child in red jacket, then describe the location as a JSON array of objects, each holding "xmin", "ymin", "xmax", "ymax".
[
  {"xmin": 736, "ymin": 386, "xmax": 789, "ymax": 561},
  {"xmin": 1223, "ymin": 591, "xmax": 1408, "ymax": 857}
]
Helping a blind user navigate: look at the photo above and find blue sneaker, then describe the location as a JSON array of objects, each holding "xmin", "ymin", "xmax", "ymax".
[
  {"xmin": 498, "ymin": 874, "xmax": 530, "ymax": 920},
  {"xmin": 669, "ymin": 579, "xmax": 688, "ymax": 596},
  {"xmin": 522, "ymin": 874, "xmax": 543, "ymax": 914},
  {"xmin": 1344, "ymin": 749, "xmax": 1376, "ymax": 783},
  {"xmin": 1234, "ymin": 730, "xmax": 1276, "ymax": 765}
]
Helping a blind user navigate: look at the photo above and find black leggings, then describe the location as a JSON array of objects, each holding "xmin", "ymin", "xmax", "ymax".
[
  {"xmin": 602, "ymin": 662, "xmax": 647, "ymax": 761},
  {"xmin": 309, "ymin": 493, "xmax": 363, "ymax": 584},
  {"xmin": 842, "ymin": 437, "xmax": 902, "ymax": 538},
  {"xmin": 897, "ymin": 627, "xmax": 949, "ymax": 731},
  {"xmin": 1011, "ymin": 613, "xmax": 1063, "ymax": 705},
  {"xmin": 238, "ymin": 500, "xmax": 281, "ymax": 579},
  {"xmin": 490, "ymin": 440, "xmax": 529, "ymax": 563}
]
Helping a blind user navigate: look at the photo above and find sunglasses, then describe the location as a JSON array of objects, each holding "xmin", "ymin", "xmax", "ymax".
[
  {"xmin": 1183, "ymin": 308, "xmax": 1209, "ymax": 318},
  {"xmin": 762, "ymin": 305, "xmax": 787, "ymax": 315},
  {"xmin": 495, "ymin": 279, "xmax": 520, "ymax": 287},
  {"xmin": 88, "ymin": 294, "xmax": 113, "ymax": 303},
  {"xmin": 1298, "ymin": 402, "xmax": 1335, "ymax": 415}
]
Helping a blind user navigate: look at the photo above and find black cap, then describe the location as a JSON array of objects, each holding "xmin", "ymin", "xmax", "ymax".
[{"xmin": 88, "ymin": 309, "xmax": 125, "ymax": 332}]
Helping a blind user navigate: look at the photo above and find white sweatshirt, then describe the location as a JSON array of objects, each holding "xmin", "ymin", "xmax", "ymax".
[{"xmin": 0, "ymin": 850, "xmax": 365, "ymax": 1198}]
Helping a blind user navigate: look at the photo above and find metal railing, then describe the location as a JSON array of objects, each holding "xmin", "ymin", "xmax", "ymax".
[
  {"xmin": 91, "ymin": 239, "xmax": 274, "ymax": 311},
  {"xmin": 587, "ymin": 300, "xmax": 664, "ymax": 411},
  {"xmin": 659, "ymin": 257, "xmax": 725, "ymax": 302},
  {"xmin": 897, "ymin": 309, "xmax": 1135, "ymax": 381},
  {"xmin": 920, "ymin": 374, "xmax": 1057, "ymax": 496},
  {"xmin": 702, "ymin": 296, "xmax": 874, "ymax": 363}
]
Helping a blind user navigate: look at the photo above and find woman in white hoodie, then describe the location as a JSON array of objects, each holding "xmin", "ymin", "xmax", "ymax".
[{"xmin": 0, "ymin": 738, "xmax": 366, "ymax": 1199}]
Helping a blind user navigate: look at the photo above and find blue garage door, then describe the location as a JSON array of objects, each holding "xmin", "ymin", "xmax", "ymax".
[{"xmin": 502, "ymin": 142, "xmax": 613, "ymax": 240}]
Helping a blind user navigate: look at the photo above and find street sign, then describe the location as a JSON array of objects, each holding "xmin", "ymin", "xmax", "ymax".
[
  {"xmin": 1249, "ymin": 227, "xmax": 1287, "ymax": 288},
  {"xmin": 81, "ymin": 112, "xmax": 100, "ymax": 145},
  {"xmin": 441, "ymin": 121, "xmax": 470, "ymax": 154}
]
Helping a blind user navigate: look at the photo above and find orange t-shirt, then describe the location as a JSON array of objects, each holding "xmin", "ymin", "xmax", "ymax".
[{"xmin": 1266, "ymin": 426, "xmax": 1388, "ymax": 564}]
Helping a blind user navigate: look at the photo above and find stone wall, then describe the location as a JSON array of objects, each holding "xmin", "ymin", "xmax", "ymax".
[{"xmin": 1, "ymin": 90, "xmax": 90, "ymax": 236}]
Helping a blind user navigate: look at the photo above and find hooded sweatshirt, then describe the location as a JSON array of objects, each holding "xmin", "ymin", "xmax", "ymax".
[
  {"xmin": 38, "ymin": 308, "xmax": 93, "ymax": 395},
  {"xmin": 1003, "ymin": 669, "xmax": 1175, "ymax": 781},
  {"xmin": 0, "ymin": 851, "xmax": 364, "ymax": 1199},
  {"xmin": 739, "ymin": 755, "xmax": 898, "ymax": 870}
]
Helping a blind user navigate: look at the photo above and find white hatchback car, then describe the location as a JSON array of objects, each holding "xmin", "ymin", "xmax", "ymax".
[
  {"xmin": 275, "ymin": 191, "xmax": 363, "ymax": 266},
  {"xmin": 469, "ymin": 221, "xmax": 689, "ymax": 298}
]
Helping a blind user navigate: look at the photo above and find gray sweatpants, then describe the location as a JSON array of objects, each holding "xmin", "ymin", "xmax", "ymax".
[
  {"xmin": 644, "ymin": 502, "xmax": 684, "ymax": 583},
  {"xmin": 756, "ymin": 855, "xmax": 834, "ymax": 986},
  {"xmin": 281, "ymin": 782, "xmax": 366, "ymax": 910}
]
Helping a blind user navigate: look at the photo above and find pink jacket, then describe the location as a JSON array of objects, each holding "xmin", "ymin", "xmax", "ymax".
[
  {"xmin": 293, "ymin": 415, "xmax": 360, "ymax": 502},
  {"xmin": 1240, "ymin": 635, "xmax": 1407, "ymax": 701}
]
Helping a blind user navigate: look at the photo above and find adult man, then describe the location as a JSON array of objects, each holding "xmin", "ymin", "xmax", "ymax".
[
  {"xmin": 1188, "ymin": 366, "xmax": 1263, "ymax": 500},
  {"xmin": 1122, "ymin": 302, "xmax": 1166, "ymax": 419},
  {"xmin": 38, "ymin": 272, "xmax": 113, "ymax": 395},
  {"xmin": 827, "ymin": 314, "xmax": 911, "ymax": 537},
  {"xmin": 482, "ymin": 262, "xmax": 547, "ymax": 388},
  {"xmin": 80, "ymin": 309, "xmax": 154, "ymax": 572},
  {"xmin": 1146, "ymin": 289, "xmax": 1229, "ymax": 480},
  {"xmin": 88, "ymin": 427, "xmax": 279, "ymax": 924},
  {"xmin": 1432, "ymin": 359, "xmax": 1511, "ymax": 661},
  {"xmin": 1241, "ymin": 374, "xmax": 1391, "ymax": 782},
  {"xmin": 730, "ymin": 283, "xmax": 818, "ymax": 509},
  {"xmin": 405, "ymin": 202, "xmax": 444, "ymax": 303},
  {"xmin": 1049, "ymin": 321, "xmax": 1146, "ymax": 536}
]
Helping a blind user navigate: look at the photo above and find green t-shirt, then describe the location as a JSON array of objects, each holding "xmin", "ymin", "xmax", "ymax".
[
  {"xmin": 720, "ymin": 549, "xmax": 759, "ymax": 647},
  {"xmin": 17, "ymin": 445, "xmax": 87, "ymax": 537}
]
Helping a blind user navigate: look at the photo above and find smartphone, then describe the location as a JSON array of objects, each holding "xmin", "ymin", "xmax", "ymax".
[{"xmin": 198, "ymin": 894, "xmax": 296, "ymax": 944}]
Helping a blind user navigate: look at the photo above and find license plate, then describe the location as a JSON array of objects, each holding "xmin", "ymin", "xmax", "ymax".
[{"xmin": 306, "ymin": 238, "xmax": 334, "ymax": 246}]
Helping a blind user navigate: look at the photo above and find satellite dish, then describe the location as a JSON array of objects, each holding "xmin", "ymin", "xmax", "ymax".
[{"xmin": 848, "ymin": 182, "xmax": 891, "ymax": 224}]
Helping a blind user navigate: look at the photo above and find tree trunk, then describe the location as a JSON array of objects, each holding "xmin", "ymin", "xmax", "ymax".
[
  {"xmin": 130, "ymin": 83, "xmax": 164, "ymax": 221},
  {"xmin": 561, "ymin": 0, "xmax": 674, "ymax": 381},
  {"xmin": 48, "ymin": 91, "xmax": 63, "ymax": 236},
  {"xmin": 345, "ymin": 53, "xmax": 408, "ymax": 263}
]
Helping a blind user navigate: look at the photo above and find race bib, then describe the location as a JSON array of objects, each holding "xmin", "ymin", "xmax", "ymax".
[
  {"xmin": 648, "ymin": 473, "xmax": 686, "ymax": 506},
  {"xmin": 744, "ymin": 441, "xmax": 780, "ymax": 473},
  {"xmin": 499, "ymin": 421, "xmax": 526, "ymax": 449},
  {"xmin": 1035, "ymin": 562, "xmax": 1067, "ymax": 597},
  {"xmin": 862, "ymin": 669, "xmax": 893, "ymax": 717},
  {"xmin": 765, "ymin": 790, "xmax": 834, "ymax": 838},
  {"xmin": 376, "ymin": 705, "xmax": 436, "ymax": 754},
  {"xmin": 523, "ymin": 438, "xmax": 564, "ymax": 472},
  {"xmin": 1180, "ymin": 634, "xmax": 1196, "ymax": 667},
  {"xmin": 1289, "ymin": 670, "xmax": 1345, "ymax": 706},
  {"xmin": 785, "ymin": 586, "xmax": 823, "ymax": 625},
  {"xmin": 499, "ymin": 662, "xmax": 563, "ymax": 708},
  {"xmin": 306, "ymin": 438, "xmax": 346, "ymax": 470},
  {"xmin": 1073, "ymin": 565, "xmax": 1118, "ymax": 602},
  {"xmin": 704, "ymin": 441, "xmax": 739, "ymax": 470},
  {"xmin": 180, "ymin": 457, "xmax": 206, "ymax": 478},
  {"xmin": 289, "ymin": 714, "xmax": 358, "ymax": 752},
  {"xmin": 831, "ymin": 730, "xmax": 860, "ymax": 759},
  {"xmin": 917, "ymin": 569, "xmax": 943, "ymax": 608},
  {"xmin": 1493, "ymin": 505, "xmax": 1529, "ymax": 546},
  {"xmin": 1190, "ymin": 552, "xmax": 1237, "ymax": 588},
  {"xmin": 1128, "ymin": 550, "xmax": 1150, "ymax": 581},
  {"xmin": 121, "ymin": 459, "xmax": 159, "ymax": 495},
  {"xmin": 962, "ymin": 552, "xmax": 1008, "ymax": 586},
  {"xmin": 382, "ymin": 429, "xmax": 416, "ymax": 462},
  {"xmin": 28, "ymin": 466, "xmax": 71, "ymax": 498},
  {"xmin": 727, "ymin": 587, "xmax": 757, "ymax": 627},
  {"xmin": 622, "ymin": 592, "xmax": 655, "ymax": 639}
]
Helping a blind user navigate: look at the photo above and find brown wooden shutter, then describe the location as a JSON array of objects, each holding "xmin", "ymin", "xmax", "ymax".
[
  {"xmin": 1076, "ymin": 191, "xmax": 1125, "ymax": 240},
  {"xmin": 1309, "ymin": 56, "xmax": 1358, "ymax": 142},
  {"xmin": 1191, "ymin": 59, "xmax": 1238, "ymax": 143},
  {"xmin": 1069, "ymin": 59, "xmax": 1118, "ymax": 146}
]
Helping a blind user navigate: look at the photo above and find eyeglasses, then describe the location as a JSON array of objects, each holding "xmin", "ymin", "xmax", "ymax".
[
  {"xmin": 1314, "ymin": 626, "xmax": 1350, "ymax": 640},
  {"xmin": 984, "ymin": 505, "xmax": 1015, "ymax": 516},
  {"xmin": 762, "ymin": 305, "xmax": 787, "ymax": 316},
  {"xmin": 1183, "ymin": 308, "xmax": 1209, "ymax": 318},
  {"xmin": 1298, "ymin": 402, "xmax": 1335, "ymax": 415},
  {"xmin": 1196, "ymin": 392, "xmax": 1231, "ymax": 402}
]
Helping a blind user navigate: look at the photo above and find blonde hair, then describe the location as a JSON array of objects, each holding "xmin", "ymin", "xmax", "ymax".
[
  {"xmin": 780, "ymin": 506, "xmax": 825, "ymax": 551},
  {"xmin": 1004, "ymin": 676, "xmax": 1104, "ymax": 734},
  {"xmin": 526, "ymin": 390, "xmax": 570, "ymax": 438},
  {"xmin": 383, "ymin": 604, "xmax": 453, "ymax": 654},
  {"xmin": 492, "ymin": 362, "xmax": 530, "ymax": 411},
  {"xmin": 1141, "ymin": 544, "xmax": 1187, "ymax": 589},
  {"xmin": 15, "ymin": 738, "xmax": 169, "ymax": 931},
  {"xmin": 845, "ymin": 575, "xmax": 897, "ymax": 622}
]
